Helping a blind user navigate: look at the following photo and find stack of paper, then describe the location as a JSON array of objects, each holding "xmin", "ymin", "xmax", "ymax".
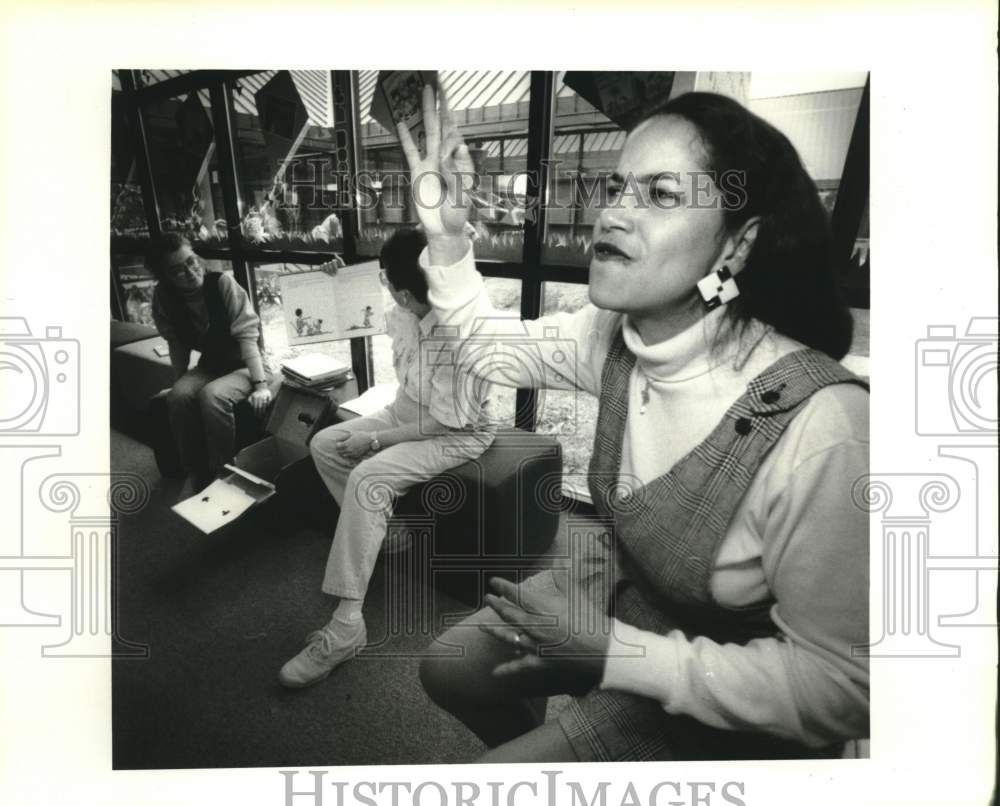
[{"xmin": 281, "ymin": 353, "xmax": 352, "ymax": 388}]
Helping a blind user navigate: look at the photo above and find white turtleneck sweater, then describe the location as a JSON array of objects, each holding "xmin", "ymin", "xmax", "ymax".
[{"xmin": 421, "ymin": 245, "xmax": 870, "ymax": 748}]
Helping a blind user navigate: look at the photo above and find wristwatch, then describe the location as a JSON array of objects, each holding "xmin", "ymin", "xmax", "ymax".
[
  {"xmin": 252, "ymin": 378, "xmax": 269, "ymax": 387},
  {"xmin": 369, "ymin": 432, "xmax": 382, "ymax": 452}
]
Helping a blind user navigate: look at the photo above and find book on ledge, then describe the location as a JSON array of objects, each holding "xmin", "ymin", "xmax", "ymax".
[
  {"xmin": 281, "ymin": 373, "xmax": 355, "ymax": 397},
  {"xmin": 280, "ymin": 354, "xmax": 352, "ymax": 387}
]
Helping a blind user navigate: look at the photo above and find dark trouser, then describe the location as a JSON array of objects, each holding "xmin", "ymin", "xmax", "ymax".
[{"xmin": 165, "ymin": 366, "xmax": 253, "ymax": 480}]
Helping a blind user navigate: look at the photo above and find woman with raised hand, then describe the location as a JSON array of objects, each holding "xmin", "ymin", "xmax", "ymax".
[{"xmin": 404, "ymin": 84, "xmax": 870, "ymax": 762}]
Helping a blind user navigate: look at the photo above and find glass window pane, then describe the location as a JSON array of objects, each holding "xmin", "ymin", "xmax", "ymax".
[
  {"xmin": 357, "ymin": 70, "xmax": 530, "ymax": 260},
  {"xmin": 480, "ymin": 278, "xmax": 520, "ymax": 428},
  {"xmin": 369, "ymin": 281, "xmax": 401, "ymax": 385},
  {"xmin": 536, "ymin": 282, "xmax": 598, "ymax": 492},
  {"xmin": 135, "ymin": 69, "xmax": 196, "ymax": 88},
  {"xmin": 143, "ymin": 91, "xmax": 228, "ymax": 247},
  {"xmin": 846, "ymin": 201, "xmax": 870, "ymax": 310},
  {"xmin": 116, "ymin": 256, "xmax": 234, "ymax": 326},
  {"xmin": 111, "ymin": 79, "xmax": 148, "ymax": 243},
  {"xmin": 749, "ymin": 73, "xmax": 866, "ymax": 216},
  {"xmin": 750, "ymin": 73, "xmax": 869, "ymax": 308},
  {"xmin": 849, "ymin": 308, "xmax": 869, "ymax": 358},
  {"xmin": 542, "ymin": 72, "xmax": 629, "ymax": 269},
  {"xmin": 252, "ymin": 262, "xmax": 353, "ymax": 374},
  {"xmin": 232, "ymin": 71, "xmax": 345, "ymax": 253},
  {"xmin": 114, "ymin": 254, "xmax": 155, "ymax": 326}
]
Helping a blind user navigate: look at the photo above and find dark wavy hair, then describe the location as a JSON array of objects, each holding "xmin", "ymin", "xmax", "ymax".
[
  {"xmin": 145, "ymin": 232, "xmax": 192, "ymax": 283},
  {"xmin": 636, "ymin": 92, "xmax": 853, "ymax": 359},
  {"xmin": 380, "ymin": 227, "xmax": 429, "ymax": 305}
]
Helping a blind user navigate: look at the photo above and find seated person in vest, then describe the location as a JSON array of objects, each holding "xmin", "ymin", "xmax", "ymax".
[
  {"xmin": 408, "ymin": 87, "xmax": 869, "ymax": 761},
  {"xmin": 278, "ymin": 227, "xmax": 496, "ymax": 688},
  {"xmin": 148, "ymin": 233, "xmax": 274, "ymax": 488}
]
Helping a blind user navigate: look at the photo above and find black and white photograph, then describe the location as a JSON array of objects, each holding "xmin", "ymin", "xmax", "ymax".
[
  {"xmin": 1, "ymin": 3, "xmax": 996, "ymax": 806},
  {"xmin": 105, "ymin": 67, "xmax": 874, "ymax": 770}
]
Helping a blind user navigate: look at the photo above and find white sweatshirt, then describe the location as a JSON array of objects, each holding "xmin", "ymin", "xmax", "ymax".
[{"xmin": 421, "ymin": 244, "xmax": 870, "ymax": 748}]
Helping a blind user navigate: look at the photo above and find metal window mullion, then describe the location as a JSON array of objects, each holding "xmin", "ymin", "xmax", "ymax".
[
  {"xmin": 334, "ymin": 70, "xmax": 362, "ymax": 263},
  {"xmin": 202, "ymin": 248, "xmax": 361, "ymax": 265},
  {"xmin": 830, "ymin": 75, "xmax": 870, "ymax": 308},
  {"xmin": 514, "ymin": 71, "xmax": 555, "ymax": 432},
  {"xmin": 129, "ymin": 70, "xmax": 261, "ymax": 105},
  {"xmin": 210, "ymin": 82, "xmax": 251, "ymax": 295},
  {"xmin": 350, "ymin": 337, "xmax": 374, "ymax": 395},
  {"xmin": 120, "ymin": 70, "xmax": 162, "ymax": 240},
  {"xmin": 337, "ymin": 71, "xmax": 373, "ymax": 392}
]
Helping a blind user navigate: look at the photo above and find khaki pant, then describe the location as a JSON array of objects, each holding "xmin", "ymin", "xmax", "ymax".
[{"xmin": 311, "ymin": 389, "xmax": 494, "ymax": 600}]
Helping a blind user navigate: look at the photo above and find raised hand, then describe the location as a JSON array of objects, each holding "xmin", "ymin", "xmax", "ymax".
[{"xmin": 397, "ymin": 85, "xmax": 476, "ymax": 241}]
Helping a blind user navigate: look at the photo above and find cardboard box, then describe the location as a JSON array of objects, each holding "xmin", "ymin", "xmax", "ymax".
[{"xmin": 172, "ymin": 381, "xmax": 354, "ymax": 533}]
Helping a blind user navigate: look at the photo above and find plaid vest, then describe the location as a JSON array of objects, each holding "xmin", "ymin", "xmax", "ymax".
[{"xmin": 588, "ymin": 328, "xmax": 868, "ymax": 644}]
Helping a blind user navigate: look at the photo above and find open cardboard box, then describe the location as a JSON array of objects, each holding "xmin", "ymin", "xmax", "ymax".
[{"xmin": 172, "ymin": 383, "xmax": 349, "ymax": 533}]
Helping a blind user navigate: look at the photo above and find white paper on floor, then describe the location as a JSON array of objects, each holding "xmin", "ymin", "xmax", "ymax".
[{"xmin": 172, "ymin": 478, "xmax": 258, "ymax": 533}]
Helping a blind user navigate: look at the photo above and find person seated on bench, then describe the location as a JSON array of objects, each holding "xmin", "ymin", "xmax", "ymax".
[
  {"xmin": 407, "ymin": 87, "xmax": 869, "ymax": 762},
  {"xmin": 148, "ymin": 233, "xmax": 276, "ymax": 489},
  {"xmin": 278, "ymin": 227, "xmax": 496, "ymax": 689}
]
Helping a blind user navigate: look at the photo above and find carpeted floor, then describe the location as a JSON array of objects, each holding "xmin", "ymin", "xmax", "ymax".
[{"xmin": 111, "ymin": 428, "xmax": 575, "ymax": 769}]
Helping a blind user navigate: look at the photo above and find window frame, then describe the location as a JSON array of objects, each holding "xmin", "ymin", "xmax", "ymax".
[{"xmin": 111, "ymin": 69, "xmax": 870, "ymax": 498}]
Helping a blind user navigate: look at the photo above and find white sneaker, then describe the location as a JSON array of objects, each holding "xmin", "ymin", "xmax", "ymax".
[{"xmin": 278, "ymin": 620, "xmax": 367, "ymax": 688}]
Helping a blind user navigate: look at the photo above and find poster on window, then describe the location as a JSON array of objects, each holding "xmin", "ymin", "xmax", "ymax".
[
  {"xmin": 279, "ymin": 261, "xmax": 386, "ymax": 345},
  {"xmin": 370, "ymin": 70, "xmax": 438, "ymax": 145},
  {"xmin": 563, "ymin": 71, "xmax": 677, "ymax": 129}
]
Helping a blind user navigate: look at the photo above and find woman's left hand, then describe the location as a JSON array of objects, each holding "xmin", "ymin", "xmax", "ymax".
[
  {"xmin": 249, "ymin": 387, "xmax": 272, "ymax": 416},
  {"xmin": 481, "ymin": 576, "xmax": 611, "ymax": 683},
  {"xmin": 334, "ymin": 431, "xmax": 372, "ymax": 461}
]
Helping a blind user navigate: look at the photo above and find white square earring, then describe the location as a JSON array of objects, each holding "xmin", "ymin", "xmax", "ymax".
[{"xmin": 697, "ymin": 265, "xmax": 740, "ymax": 311}]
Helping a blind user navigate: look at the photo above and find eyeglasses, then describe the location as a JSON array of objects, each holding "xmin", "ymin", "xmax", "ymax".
[{"xmin": 165, "ymin": 254, "xmax": 203, "ymax": 278}]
